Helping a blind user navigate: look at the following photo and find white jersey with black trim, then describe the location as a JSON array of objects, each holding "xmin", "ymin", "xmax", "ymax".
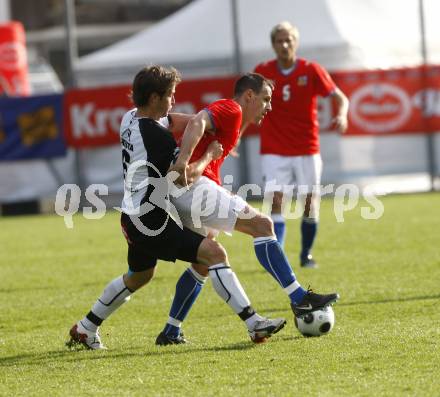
[{"xmin": 119, "ymin": 108, "xmax": 177, "ymax": 216}]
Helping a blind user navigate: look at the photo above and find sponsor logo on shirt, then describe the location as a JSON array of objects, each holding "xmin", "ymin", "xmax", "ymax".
[
  {"xmin": 121, "ymin": 138, "xmax": 133, "ymax": 151},
  {"xmin": 121, "ymin": 128, "xmax": 132, "ymax": 141},
  {"xmin": 297, "ymin": 76, "xmax": 308, "ymax": 86}
]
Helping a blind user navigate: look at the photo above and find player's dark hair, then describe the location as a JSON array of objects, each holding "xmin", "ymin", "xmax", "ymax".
[
  {"xmin": 233, "ymin": 73, "xmax": 274, "ymax": 97},
  {"xmin": 131, "ymin": 65, "xmax": 181, "ymax": 107}
]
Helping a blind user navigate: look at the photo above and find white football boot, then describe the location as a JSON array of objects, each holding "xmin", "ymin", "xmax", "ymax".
[
  {"xmin": 66, "ymin": 321, "xmax": 107, "ymax": 350},
  {"xmin": 248, "ymin": 317, "xmax": 286, "ymax": 343}
]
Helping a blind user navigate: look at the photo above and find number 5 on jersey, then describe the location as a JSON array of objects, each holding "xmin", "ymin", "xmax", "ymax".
[{"xmin": 282, "ymin": 84, "xmax": 291, "ymax": 101}]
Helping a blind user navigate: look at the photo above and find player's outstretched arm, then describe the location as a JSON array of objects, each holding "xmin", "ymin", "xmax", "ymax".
[{"xmin": 332, "ymin": 87, "xmax": 349, "ymax": 133}]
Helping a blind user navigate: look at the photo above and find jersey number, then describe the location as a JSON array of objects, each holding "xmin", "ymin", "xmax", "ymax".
[
  {"xmin": 122, "ymin": 149, "xmax": 130, "ymax": 178},
  {"xmin": 282, "ymin": 84, "xmax": 291, "ymax": 101}
]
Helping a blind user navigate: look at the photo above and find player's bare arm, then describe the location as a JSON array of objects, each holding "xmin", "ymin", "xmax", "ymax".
[
  {"xmin": 230, "ymin": 138, "xmax": 240, "ymax": 158},
  {"xmin": 167, "ymin": 112, "xmax": 195, "ymax": 133},
  {"xmin": 172, "ymin": 110, "xmax": 214, "ymax": 185},
  {"xmin": 185, "ymin": 140, "xmax": 223, "ymax": 184},
  {"xmin": 331, "ymin": 87, "xmax": 349, "ymax": 133}
]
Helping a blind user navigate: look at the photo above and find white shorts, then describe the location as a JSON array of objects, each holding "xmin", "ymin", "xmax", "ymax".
[
  {"xmin": 171, "ymin": 176, "xmax": 247, "ymax": 237},
  {"xmin": 262, "ymin": 154, "xmax": 323, "ymax": 194}
]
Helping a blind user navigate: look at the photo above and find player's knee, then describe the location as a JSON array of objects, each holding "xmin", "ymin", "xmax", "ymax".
[
  {"xmin": 206, "ymin": 240, "xmax": 228, "ymax": 265},
  {"xmin": 191, "ymin": 263, "xmax": 209, "ymax": 277},
  {"xmin": 306, "ymin": 206, "xmax": 319, "ymax": 220},
  {"xmin": 272, "ymin": 192, "xmax": 283, "ymax": 212},
  {"xmin": 261, "ymin": 214, "xmax": 275, "ymax": 236},
  {"xmin": 236, "ymin": 211, "xmax": 274, "ymax": 238},
  {"xmin": 304, "ymin": 194, "xmax": 320, "ymax": 219},
  {"xmin": 197, "ymin": 238, "xmax": 228, "ymax": 266},
  {"xmin": 124, "ymin": 268, "xmax": 155, "ymax": 291},
  {"xmin": 253, "ymin": 214, "xmax": 275, "ymax": 237}
]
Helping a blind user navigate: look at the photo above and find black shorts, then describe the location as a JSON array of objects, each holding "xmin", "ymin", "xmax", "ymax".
[{"xmin": 120, "ymin": 212, "xmax": 204, "ymax": 272}]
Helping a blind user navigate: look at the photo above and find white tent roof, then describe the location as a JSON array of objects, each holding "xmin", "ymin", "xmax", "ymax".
[{"xmin": 75, "ymin": 0, "xmax": 440, "ymax": 87}]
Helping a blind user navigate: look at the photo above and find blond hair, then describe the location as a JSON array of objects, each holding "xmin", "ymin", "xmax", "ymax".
[{"xmin": 270, "ymin": 21, "xmax": 299, "ymax": 43}]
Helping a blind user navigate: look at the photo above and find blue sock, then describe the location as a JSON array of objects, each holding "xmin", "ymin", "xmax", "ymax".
[
  {"xmin": 163, "ymin": 267, "xmax": 207, "ymax": 337},
  {"xmin": 254, "ymin": 237, "xmax": 306, "ymax": 304},
  {"xmin": 271, "ymin": 214, "xmax": 286, "ymax": 247},
  {"xmin": 301, "ymin": 217, "xmax": 318, "ymax": 260}
]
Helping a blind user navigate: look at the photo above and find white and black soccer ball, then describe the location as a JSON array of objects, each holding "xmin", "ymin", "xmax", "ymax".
[{"xmin": 294, "ymin": 306, "xmax": 335, "ymax": 337}]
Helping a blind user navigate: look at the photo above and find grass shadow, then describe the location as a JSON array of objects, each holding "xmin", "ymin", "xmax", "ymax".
[
  {"xmin": 0, "ymin": 339, "xmax": 261, "ymax": 368},
  {"xmin": 0, "ymin": 285, "xmax": 59, "ymax": 294}
]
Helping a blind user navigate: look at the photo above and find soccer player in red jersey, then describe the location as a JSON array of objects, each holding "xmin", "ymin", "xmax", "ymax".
[
  {"xmin": 156, "ymin": 73, "xmax": 339, "ymax": 344},
  {"xmin": 180, "ymin": 98, "xmax": 242, "ymax": 186},
  {"xmin": 254, "ymin": 21, "xmax": 349, "ymax": 268}
]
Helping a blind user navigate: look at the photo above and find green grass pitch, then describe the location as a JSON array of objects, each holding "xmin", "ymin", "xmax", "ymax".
[{"xmin": 1, "ymin": 193, "xmax": 439, "ymax": 396}]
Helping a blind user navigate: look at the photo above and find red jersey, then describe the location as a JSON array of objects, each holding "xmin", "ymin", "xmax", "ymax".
[
  {"xmin": 189, "ymin": 99, "xmax": 242, "ymax": 185},
  {"xmin": 254, "ymin": 58, "xmax": 336, "ymax": 156}
]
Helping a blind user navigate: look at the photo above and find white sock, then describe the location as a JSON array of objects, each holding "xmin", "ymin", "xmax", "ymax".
[
  {"xmin": 91, "ymin": 275, "xmax": 132, "ymax": 321},
  {"xmin": 188, "ymin": 266, "xmax": 208, "ymax": 284},
  {"xmin": 271, "ymin": 213, "xmax": 285, "ymax": 223},
  {"xmin": 208, "ymin": 264, "xmax": 251, "ymax": 314},
  {"xmin": 80, "ymin": 317, "xmax": 99, "ymax": 333},
  {"xmin": 166, "ymin": 317, "xmax": 182, "ymax": 328}
]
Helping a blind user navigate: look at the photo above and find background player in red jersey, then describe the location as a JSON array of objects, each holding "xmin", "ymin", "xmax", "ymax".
[{"xmin": 254, "ymin": 21, "xmax": 349, "ymax": 268}]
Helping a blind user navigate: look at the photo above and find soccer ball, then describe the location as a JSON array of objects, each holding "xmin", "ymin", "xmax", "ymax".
[{"xmin": 294, "ymin": 306, "xmax": 335, "ymax": 337}]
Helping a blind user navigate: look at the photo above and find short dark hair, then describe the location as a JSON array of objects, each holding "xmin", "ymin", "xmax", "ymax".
[
  {"xmin": 233, "ymin": 73, "xmax": 274, "ymax": 97},
  {"xmin": 131, "ymin": 65, "xmax": 181, "ymax": 107}
]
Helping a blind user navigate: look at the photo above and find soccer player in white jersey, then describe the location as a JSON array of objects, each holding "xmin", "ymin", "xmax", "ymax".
[
  {"xmin": 67, "ymin": 65, "xmax": 286, "ymax": 350},
  {"xmin": 156, "ymin": 73, "xmax": 339, "ymax": 344}
]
